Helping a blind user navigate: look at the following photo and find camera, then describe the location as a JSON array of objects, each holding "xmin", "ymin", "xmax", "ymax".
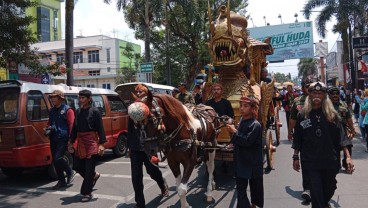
[{"xmin": 44, "ymin": 125, "xmax": 56, "ymax": 137}]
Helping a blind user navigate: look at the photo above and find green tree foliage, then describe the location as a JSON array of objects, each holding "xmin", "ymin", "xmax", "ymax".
[
  {"xmin": 116, "ymin": 43, "xmax": 141, "ymax": 84},
  {"xmin": 303, "ymin": 0, "xmax": 368, "ymax": 65},
  {"xmin": 105, "ymin": 0, "xmax": 247, "ymax": 86},
  {"xmin": 0, "ymin": 0, "xmax": 63, "ymax": 77},
  {"xmin": 297, "ymin": 58, "xmax": 318, "ymax": 79},
  {"xmin": 274, "ymin": 72, "xmax": 290, "ymax": 84}
]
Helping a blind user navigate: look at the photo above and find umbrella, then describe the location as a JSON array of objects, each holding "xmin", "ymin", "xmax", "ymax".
[{"xmin": 282, "ymin": 81, "xmax": 294, "ymax": 87}]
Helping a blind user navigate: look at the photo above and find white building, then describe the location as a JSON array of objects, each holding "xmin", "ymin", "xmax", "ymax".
[{"xmin": 32, "ymin": 35, "xmax": 141, "ymax": 89}]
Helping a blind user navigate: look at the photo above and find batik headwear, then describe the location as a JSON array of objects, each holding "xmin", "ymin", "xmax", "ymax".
[
  {"xmin": 135, "ymin": 84, "xmax": 149, "ymax": 94},
  {"xmin": 240, "ymin": 96, "xmax": 259, "ymax": 106},
  {"xmin": 128, "ymin": 102, "xmax": 150, "ymax": 122},
  {"xmin": 364, "ymin": 89, "xmax": 368, "ymax": 97},
  {"xmin": 79, "ymin": 89, "xmax": 92, "ymax": 98},
  {"xmin": 308, "ymin": 81, "xmax": 327, "ymax": 93}
]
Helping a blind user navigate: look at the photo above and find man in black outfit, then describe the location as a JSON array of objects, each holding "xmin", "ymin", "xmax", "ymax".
[
  {"xmin": 205, "ymin": 83, "xmax": 234, "ymax": 118},
  {"xmin": 292, "ymin": 82, "xmax": 354, "ymax": 208},
  {"xmin": 127, "ymin": 85, "xmax": 169, "ymax": 208}
]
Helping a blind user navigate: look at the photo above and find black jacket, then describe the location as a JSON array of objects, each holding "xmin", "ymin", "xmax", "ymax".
[
  {"xmin": 232, "ymin": 118, "xmax": 263, "ymax": 179},
  {"xmin": 292, "ymin": 108, "xmax": 352, "ymax": 170}
]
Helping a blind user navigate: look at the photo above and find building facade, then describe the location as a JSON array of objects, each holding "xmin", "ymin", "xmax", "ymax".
[
  {"xmin": 26, "ymin": 0, "xmax": 63, "ymax": 42},
  {"xmin": 31, "ymin": 35, "xmax": 141, "ymax": 89}
]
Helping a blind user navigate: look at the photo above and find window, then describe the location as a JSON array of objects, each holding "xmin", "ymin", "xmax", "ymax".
[
  {"xmin": 102, "ymin": 83, "xmax": 111, "ymax": 89},
  {"xmin": 108, "ymin": 96, "xmax": 127, "ymax": 113},
  {"xmin": 106, "ymin": 49, "xmax": 110, "ymax": 63},
  {"xmin": 107, "ymin": 67, "xmax": 111, "ymax": 72},
  {"xmin": 27, "ymin": 91, "xmax": 49, "ymax": 121},
  {"xmin": 88, "ymin": 70, "xmax": 100, "ymax": 76},
  {"xmin": 92, "ymin": 95, "xmax": 106, "ymax": 116},
  {"xmin": 65, "ymin": 95, "xmax": 79, "ymax": 110},
  {"xmin": 88, "ymin": 50, "xmax": 99, "ymax": 63},
  {"xmin": 37, "ymin": 7, "xmax": 50, "ymax": 42},
  {"xmin": 86, "ymin": 84, "xmax": 95, "ymax": 88},
  {"xmin": 57, "ymin": 54, "xmax": 64, "ymax": 63},
  {"xmin": 0, "ymin": 88, "xmax": 20, "ymax": 122},
  {"xmin": 73, "ymin": 52, "xmax": 83, "ymax": 63}
]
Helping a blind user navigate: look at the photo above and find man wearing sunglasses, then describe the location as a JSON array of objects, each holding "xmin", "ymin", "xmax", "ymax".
[{"xmin": 328, "ymin": 86, "xmax": 355, "ymax": 172}]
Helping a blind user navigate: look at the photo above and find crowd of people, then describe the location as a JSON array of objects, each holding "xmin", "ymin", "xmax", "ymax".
[{"xmin": 44, "ymin": 77, "xmax": 360, "ymax": 208}]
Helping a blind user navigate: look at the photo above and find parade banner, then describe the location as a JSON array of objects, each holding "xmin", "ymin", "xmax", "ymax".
[{"xmin": 248, "ymin": 21, "xmax": 314, "ymax": 62}]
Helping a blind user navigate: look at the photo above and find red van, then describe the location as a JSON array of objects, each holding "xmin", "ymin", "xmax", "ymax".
[{"xmin": 0, "ymin": 80, "xmax": 129, "ymax": 178}]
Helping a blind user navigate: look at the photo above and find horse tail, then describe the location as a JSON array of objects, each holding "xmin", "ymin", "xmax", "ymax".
[{"xmin": 155, "ymin": 94, "xmax": 192, "ymax": 129}]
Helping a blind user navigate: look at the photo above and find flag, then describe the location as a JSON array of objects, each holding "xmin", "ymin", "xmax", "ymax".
[
  {"xmin": 344, "ymin": 64, "xmax": 351, "ymax": 83},
  {"xmin": 358, "ymin": 60, "xmax": 368, "ymax": 72}
]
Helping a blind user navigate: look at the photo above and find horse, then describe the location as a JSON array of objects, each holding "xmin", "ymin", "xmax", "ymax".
[{"xmin": 128, "ymin": 90, "xmax": 222, "ymax": 208}]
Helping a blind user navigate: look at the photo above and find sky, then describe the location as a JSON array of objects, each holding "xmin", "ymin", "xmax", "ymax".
[{"xmin": 61, "ymin": 0, "xmax": 340, "ymax": 79}]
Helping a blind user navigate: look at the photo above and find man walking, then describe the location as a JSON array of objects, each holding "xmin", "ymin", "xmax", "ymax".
[
  {"xmin": 47, "ymin": 90, "xmax": 75, "ymax": 190},
  {"xmin": 292, "ymin": 82, "xmax": 354, "ymax": 208},
  {"xmin": 328, "ymin": 86, "xmax": 355, "ymax": 171},
  {"xmin": 70, "ymin": 89, "xmax": 106, "ymax": 202}
]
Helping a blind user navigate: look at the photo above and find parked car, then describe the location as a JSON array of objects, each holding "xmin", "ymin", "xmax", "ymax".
[{"xmin": 0, "ymin": 80, "xmax": 129, "ymax": 179}]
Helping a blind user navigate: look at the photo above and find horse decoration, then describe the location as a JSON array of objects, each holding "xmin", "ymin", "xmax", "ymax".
[{"xmin": 128, "ymin": 90, "xmax": 225, "ymax": 207}]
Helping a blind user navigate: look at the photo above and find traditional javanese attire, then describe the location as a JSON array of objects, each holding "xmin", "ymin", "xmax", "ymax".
[{"xmin": 70, "ymin": 106, "xmax": 106, "ymax": 196}]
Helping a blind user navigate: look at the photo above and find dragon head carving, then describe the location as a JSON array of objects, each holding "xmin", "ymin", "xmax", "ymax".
[{"xmin": 208, "ymin": 4, "xmax": 249, "ymax": 69}]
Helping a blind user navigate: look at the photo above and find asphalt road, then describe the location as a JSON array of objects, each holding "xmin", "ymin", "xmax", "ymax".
[{"xmin": 1, "ymin": 110, "xmax": 368, "ymax": 208}]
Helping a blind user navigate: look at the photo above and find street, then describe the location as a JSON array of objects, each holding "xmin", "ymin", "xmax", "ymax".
[{"xmin": 1, "ymin": 110, "xmax": 368, "ymax": 208}]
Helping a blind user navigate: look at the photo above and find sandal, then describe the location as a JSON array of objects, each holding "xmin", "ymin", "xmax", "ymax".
[
  {"xmin": 161, "ymin": 180, "xmax": 169, "ymax": 197},
  {"xmin": 81, "ymin": 194, "xmax": 93, "ymax": 202},
  {"xmin": 93, "ymin": 172, "xmax": 101, "ymax": 188}
]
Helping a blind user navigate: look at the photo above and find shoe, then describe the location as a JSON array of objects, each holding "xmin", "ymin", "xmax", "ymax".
[
  {"xmin": 92, "ymin": 172, "xmax": 100, "ymax": 188},
  {"xmin": 301, "ymin": 190, "xmax": 311, "ymax": 201},
  {"xmin": 81, "ymin": 194, "xmax": 93, "ymax": 202},
  {"xmin": 160, "ymin": 179, "xmax": 169, "ymax": 197},
  {"xmin": 52, "ymin": 181, "xmax": 67, "ymax": 190},
  {"xmin": 66, "ymin": 170, "xmax": 75, "ymax": 185}
]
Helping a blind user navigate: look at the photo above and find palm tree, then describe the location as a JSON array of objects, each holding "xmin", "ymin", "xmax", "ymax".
[
  {"xmin": 303, "ymin": 0, "xmax": 368, "ymax": 88},
  {"xmin": 65, "ymin": 0, "xmax": 75, "ymax": 86},
  {"xmin": 297, "ymin": 58, "xmax": 318, "ymax": 79}
]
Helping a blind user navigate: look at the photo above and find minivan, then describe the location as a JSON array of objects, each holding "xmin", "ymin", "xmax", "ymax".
[
  {"xmin": 0, "ymin": 80, "xmax": 129, "ymax": 178},
  {"xmin": 115, "ymin": 82, "xmax": 175, "ymax": 105}
]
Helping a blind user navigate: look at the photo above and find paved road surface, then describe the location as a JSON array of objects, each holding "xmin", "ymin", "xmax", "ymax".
[{"xmin": 1, "ymin": 110, "xmax": 368, "ymax": 207}]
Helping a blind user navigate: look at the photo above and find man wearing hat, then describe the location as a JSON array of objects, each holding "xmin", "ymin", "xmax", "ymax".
[
  {"xmin": 70, "ymin": 89, "xmax": 106, "ymax": 202},
  {"xmin": 176, "ymin": 82, "xmax": 195, "ymax": 104},
  {"xmin": 47, "ymin": 90, "xmax": 75, "ymax": 190},
  {"xmin": 292, "ymin": 82, "xmax": 354, "ymax": 208},
  {"xmin": 227, "ymin": 96, "xmax": 263, "ymax": 208},
  {"xmin": 288, "ymin": 78, "xmax": 312, "ymax": 203},
  {"xmin": 328, "ymin": 86, "xmax": 355, "ymax": 172}
]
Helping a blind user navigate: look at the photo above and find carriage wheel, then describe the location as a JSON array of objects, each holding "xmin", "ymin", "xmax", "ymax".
[
  {"xmin": 274, "ymin": 106, "xmax": 281, "ymax": 146},
  {"xmin": 266, "ymin": 130, "xmax": 275, "ymax": 170}
]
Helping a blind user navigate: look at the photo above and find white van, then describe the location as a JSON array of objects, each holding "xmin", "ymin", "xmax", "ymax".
[{"xmin": 115, "ymin": 82, "xmax": 175, "ymax": 105}]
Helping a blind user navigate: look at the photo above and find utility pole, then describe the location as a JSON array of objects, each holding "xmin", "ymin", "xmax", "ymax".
[{"xmin": 319, "ymin": 40, "xmax": 326, "ymax": 84}]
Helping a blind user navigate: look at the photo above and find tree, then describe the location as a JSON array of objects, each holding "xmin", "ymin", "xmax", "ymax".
[
  {"xmin": 116, "ymin": 43, "xmax": 141, "ymax": 84},
  {"xmin": 65, "ymin": 0, "xmax": 75, "ymax": 86},
  {"xmin": 104, "ymin": 0, "xmax": 247, "ymax": 86},
  {"xmin": 273, "ymin": 72, "xmax": 290, "ymax": 84},
  {"xmin": 303, "ymin": 0, "xmax": 368, "ymax": 88},
  {"xmin": 0, "ymin": 0, "xmax": 38, "ymax": 73},
  {"xmin": 297, "ymin": 58, "xmax": 318, "ymax": 79}
]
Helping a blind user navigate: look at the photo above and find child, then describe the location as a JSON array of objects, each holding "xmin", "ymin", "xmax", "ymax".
[{"xmin": 227, "ymin": 96, "xmax": 263, "ymax": 208}]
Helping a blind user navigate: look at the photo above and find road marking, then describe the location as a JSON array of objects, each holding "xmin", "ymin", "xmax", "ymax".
[
  {"xmin": 0, "ymin": 186, "xmax": 129, "ymax": 201},
  {"xmin": 109, "ymin": 170, "xmax": 172, "ymax": 208},
  {"xmin": 0, "ymin": 170, "xmax": 173, "ymax": 204}
]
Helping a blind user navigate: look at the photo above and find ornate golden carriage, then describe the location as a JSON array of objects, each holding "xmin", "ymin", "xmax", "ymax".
[{"xmin": 204, "ymin": 2, "xmax": 276, "ymax": 170}]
